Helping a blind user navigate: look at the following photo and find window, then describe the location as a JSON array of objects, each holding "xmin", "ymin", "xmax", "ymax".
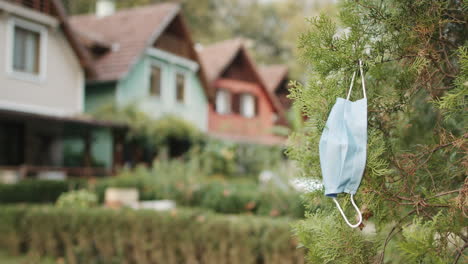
[
  {"xmin": 150, "ymin": 65, "xmax": 162, "ymax": 96},
  {"xmin": 240, "ymin": 93, "xmax": 256, "ymax": 118},
  {"xmin": 176, "ymin": 72, "xmax": 185, "ymax": 103},
  {"xmin": 13, "ymin": 26, "xmax": 41, "ymax": 74},
  {"xmin": 7, "ymin": 17, "xmax": 47, "ymax": 81},
  {"xmin": 215, "ymin": 89, "xmax": 231, "ymax": 114}
]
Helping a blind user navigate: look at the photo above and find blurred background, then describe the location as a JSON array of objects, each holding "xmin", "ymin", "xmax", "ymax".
[{"xmin": 0, "ymin": 0, "xmax": 335, "ymax": 263}]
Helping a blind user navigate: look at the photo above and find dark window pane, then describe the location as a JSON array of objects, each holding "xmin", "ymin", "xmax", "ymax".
[
  {"xmin": 150, "ymin": 66, "xmax": 161, "ymax": 96},
  {"xmin": 13, "ymin": 26, "xmax": 40, "ymax": 74},
  {"xmin": 176, "ymin": 73, "xmax": 185, "ymax": 103},
  {"xmin": 0, "ymin": 121, "xmax": 24, "ymax": 166}
]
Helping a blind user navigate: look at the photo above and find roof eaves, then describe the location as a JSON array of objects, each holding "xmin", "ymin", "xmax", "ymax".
[
  {"xmin": 211, "ymin": 40, "xmax": 243, "ymax": 82},
  {"xmin": 118, "ymin": 4, "xmax": 181, "ymax": 83},
  {"xmin": 51, "ymin": 0, "xmax": 98, "ymax": 78},
  {"xmin": 175, "ymin": 13, "xmax": 215, "ymax": 102}
]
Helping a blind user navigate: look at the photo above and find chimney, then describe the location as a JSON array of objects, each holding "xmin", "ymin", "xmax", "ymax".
[{"xmin": 96, "ymin": 0, "xmax": 115, "ymax": 18}]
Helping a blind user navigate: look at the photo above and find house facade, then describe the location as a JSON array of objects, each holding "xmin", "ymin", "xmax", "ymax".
[
  {"xmin": 259, "ymin": 65, "xmax": 291, "ymax": 110},
  {"xmin": 70, "ymin": 1, "xmax": 210, "ymax": 132},
  {"xmin": 0, "ymin": 0, "xmax": 121, "ymax": 177},
  {"xmin": 198, "ymin": 39, "xmax": 287, "ymax": 145}
]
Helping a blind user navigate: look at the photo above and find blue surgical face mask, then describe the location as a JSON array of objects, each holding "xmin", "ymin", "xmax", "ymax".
[{"xmin": 319, "ymin": 60, "xmax": 367, "ymax": 228}]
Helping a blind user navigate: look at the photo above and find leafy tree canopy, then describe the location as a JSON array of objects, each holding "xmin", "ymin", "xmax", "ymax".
[{"xmin": 63, "ymin": 0, "xmax": 336, "ymax": 79}]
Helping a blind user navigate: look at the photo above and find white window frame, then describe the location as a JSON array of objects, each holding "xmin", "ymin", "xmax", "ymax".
[
  {"xmin": 6, "ymin": 16, "xmax": 48, "ymax": 83},
  {"xmin": 148, "ymin": 60, "xmax": 165, "ymax": 98},
  {"xmin": 174, "ymin": 70, "xmax": 189, "ymax": 105},
  {"xmin": 215, "ymin": 89, "xmax": 232, "ymax": 115},
  {"xmin": 240, "ymin": 93, "xmax": 256, "ymax": 118}
]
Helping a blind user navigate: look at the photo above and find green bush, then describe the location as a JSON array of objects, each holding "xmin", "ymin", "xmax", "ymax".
[
  {"xmin": 194, "ymin": 140, "xmax": 285, "ymax": 178},
  {"xmin": 94, "ymin": 104, "xmax": 204, "ymax": 157},
  {"xmin": 56, "ymin": 190, "xmax": 98, "ymax": 209},
  {"xmin": 0, "ymin": 179, "xmax": 86, "ymax": 204},
  {"xmin": 194, "ymin": 181, "xmax": 259, "ymax": 214},
  {"xmin": 0, "ymin": 205, "xmax": 305, "ymax": 264},
  {"xmin": 95, "ymin": 172, "xmax": 305, "ymax": 218}
]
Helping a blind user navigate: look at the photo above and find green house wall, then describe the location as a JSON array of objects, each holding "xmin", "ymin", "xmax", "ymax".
[
  {"xmin": 85, "ymin": 83, "xmax": 116, "ymax": 113},
  {"xmin": 83, "ymin": 50, "xmax": 209, "ymax": 169},
  {"xmin": 116, "ymin": 53, "xmax": 208, "ymax": 131}
]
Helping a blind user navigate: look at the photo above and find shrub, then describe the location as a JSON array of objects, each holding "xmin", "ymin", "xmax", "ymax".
[
  {"xmin": 0, "ymin": 205, "xmax": 305, "ymax": 264},
  {"xmin": 95, "ymin": 173, "xmax": 305, "ymax": 218},
  {"xmin": 193, "ymin": 181, "xmax": 260, "ymax": 214},
  {"xmin": 0, "ymin": 179, "xmax": 86, "ymax": 204},
  {"xmin": 94, "ymin": 104, "xmax": 204, "ymax": 157},
  {"xmin": 56, "ymin": 190, "xmax": 98, "ymax": 209},
  {"xmin": 194, "ymin": 140, "xmax": 285, "ymax": 178}
]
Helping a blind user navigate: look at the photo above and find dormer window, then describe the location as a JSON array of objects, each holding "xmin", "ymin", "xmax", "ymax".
[
  {"xmin": 150, "ymin": 65, "xmax": 162, "ymax": 97},
  {"xmin": 175, "ymin": 72, "xmax": 185, "ymax": 103},
  {"xmin": 240, "ymin": 93, "xmax": 257, "ymax": 118},
  {"xmin": 215, "ymin": 89, "xmax": 231, "ymax": 114},
  {"xmin": 8, "ymin": 17, "xmax": 47, "ymax": 81}
]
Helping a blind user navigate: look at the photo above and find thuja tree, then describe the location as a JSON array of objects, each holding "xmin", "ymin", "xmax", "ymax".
[{"xmin": 288, "ymin": 0, "xmax": 467, "ymax": 263}]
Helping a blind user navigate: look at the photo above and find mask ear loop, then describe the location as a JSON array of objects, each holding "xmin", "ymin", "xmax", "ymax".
[
  {"xmin": 359, "ymin": 59, "xmax": 367, "ymax": 99},
  {"xmin": 346, "ymin": 60, "xmax": 367, "ymax": 100},
  {"xmin": 346, "ymin": 71, "xmax": 357, "ymax": 100},
  {"xmin": 332, "ymin": 194, "xmax": 363, "ymax": 228}
]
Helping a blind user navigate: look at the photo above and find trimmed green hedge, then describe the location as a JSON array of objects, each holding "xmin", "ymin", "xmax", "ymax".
[
  {"xmin": 0, "ymin": 205, "xmax": 305, "ymax": 264},
  {"xmin": 0, "ymin": 180, "xmax": 86, "ymax": 204}
]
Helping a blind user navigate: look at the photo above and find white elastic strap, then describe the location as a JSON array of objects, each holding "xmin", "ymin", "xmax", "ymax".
[
  {"xmin": 359, "ymin": 59, "xmax": 367, "ymax": 99},
  {"xmin": 332, "ymin": 194, "xmax": 363, "ymax": 228},
  {"xmin": 346, "ymin": 60, "xmax": 367, "ymax": 100},
  {"xmin": 346, "ymin": 71, "xmax": 357, "ymax": 100}
]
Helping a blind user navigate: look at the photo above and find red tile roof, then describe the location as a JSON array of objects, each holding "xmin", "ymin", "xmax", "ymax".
[
  {"xmin": 197, "ymin": 38, "xmax": 244, "ymax": 83},
  {"xmin": 70, "ymin": 3, "xmax": 179, "ymax": 81},
  {"xmin": 198, "ymin": 39, "xmax": 288, "ymax": 125},
  {"xmin": 259, "ymin": 65, "xmax": 288, "ymax": 93}
]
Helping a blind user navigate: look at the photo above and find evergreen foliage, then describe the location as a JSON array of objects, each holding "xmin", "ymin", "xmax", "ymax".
[{"xmin": 288, "ymin": 0, "xmax": 467, "ymax": 263}]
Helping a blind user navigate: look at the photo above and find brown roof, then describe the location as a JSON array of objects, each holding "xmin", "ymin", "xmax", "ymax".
[
  {"xmin": 198, "ymin": 39, "xmax": 288, "ymax": 124},
  {"xmin": 259, "ymin": 65, "xmax": 288, "ymax": 93},
  {"xmin": 70, "ymin": 3, "xmax": 180, "ymax": 82},
  {"xmin": 197, "ymin": 38, "xmax": 244, "ymax": 83}
]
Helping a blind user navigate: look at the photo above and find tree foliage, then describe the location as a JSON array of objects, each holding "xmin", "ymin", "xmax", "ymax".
[
  {"xmin": 288, "ymin": 0, "xmax": 467, "ymax": 263},
  {"xmin": 92, "ymin": 103, "xmax": 204, "ymax": 155},
  {"xmin": 63, "ymin": 0, "xmax": 335, "ymax": 79}
]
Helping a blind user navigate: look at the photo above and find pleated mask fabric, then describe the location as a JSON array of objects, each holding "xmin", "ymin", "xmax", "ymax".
[{"xmin": 319, "ymin": 60, "xmax": 367, "ymax": 228}]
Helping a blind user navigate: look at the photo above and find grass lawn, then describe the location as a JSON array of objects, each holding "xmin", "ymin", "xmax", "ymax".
[{"xmin": 0, "ymin": 250, "xmax": 57, "ymax": 264}]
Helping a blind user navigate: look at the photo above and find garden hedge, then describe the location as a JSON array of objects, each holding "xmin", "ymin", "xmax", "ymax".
[
  {"xmin": 0, "ymin": 180, "xmax": 86, "ymax": 204},
  {"xmin": 0, "ymin": 205, "xmax": 305, "ymax": 264}
]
